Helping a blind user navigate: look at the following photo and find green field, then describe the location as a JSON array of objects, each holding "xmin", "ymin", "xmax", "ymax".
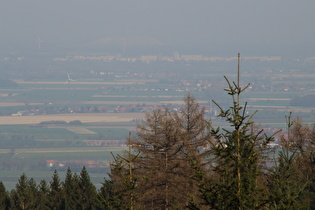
[
  {"xmin": 0, "ymin": 147, "xmax": 122, "ymax": 166},
  {"xmin": 0, "ymin": 146, "xmax": 124, "ymax": 190},
  {"xmin": 0, "ymin": 123, "xmax": 132, "ymax": 148}
]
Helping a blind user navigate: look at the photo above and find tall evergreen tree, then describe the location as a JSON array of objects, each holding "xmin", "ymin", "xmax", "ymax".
[
  {"xmin": 267, "ymin": 114, "xmax": 310, "ymax": 209},
  {"xmin": 195, "ymin": 76, "xmax": 275, "ymax": 209},
  {"xmin": 307, "ymin": 122, "xmax": 315, "ymax": 206},
  {"xmin": 63, "ymin": 168, "xmax": 80, "ymax": 210},
  {"xmin": 10, "ymin": 173, "xmax": 29, "ymax": 209},
  {"xmin": 98, "ymin": 178, "xmax": 124, "ymax": 209},
  {"xmin": 267, "ymin": 148, "xmax": 309, "ymax": 209},
  {"xmin": 78, "ymin": 166, "xmax": 98, "ymax": 209},
  {"xmin": 27, "ymin": 178, "xmax": 40, "ymax": 208},
  {"xmin": 37, "ymin": 180, "xmax": 50, "ymax": 210},
  {"xmin": 0, "ymin": 181, "xmax": 10, "ymax": 210},
  {"xmin": 49, "ymin": 169, "xmax": 64, "ymax": 210},
  {"xmin": 10, "ymin": 173, "xmax": 40, "ymax": 209},
  {"xmin": 100, "ymin": 132, "xmax": 141, "ymax": 209},
  {"xmin": 62, "ymin": 167, "xmax": 98, "ymax": 209}
]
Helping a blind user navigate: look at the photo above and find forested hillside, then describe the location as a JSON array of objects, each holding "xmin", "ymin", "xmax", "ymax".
[{"xmin": 1, "ymin": 78, "xmax": 315, "ymax": 209}]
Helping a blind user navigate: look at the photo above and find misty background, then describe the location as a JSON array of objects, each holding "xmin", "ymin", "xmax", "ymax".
[
  {"xmin": 0, "ymin": 0, "xmax": 315, "ymax": 192},
  {"xmin": 1, "ymin": 0, "xmax": 315, "ymax": 56}
]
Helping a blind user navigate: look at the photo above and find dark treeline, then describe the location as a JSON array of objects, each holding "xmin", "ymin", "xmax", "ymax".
[
  {"xmin": 0, "ymin": 167, "xmax": 100, "ymax": 210},
  {"xmin": 1, "ymin": 78, "xmax": 315, "ymax": 209}
]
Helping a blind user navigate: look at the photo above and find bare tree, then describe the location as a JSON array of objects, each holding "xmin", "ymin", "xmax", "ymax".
[{"xmin": 129, "ymin": 94, "xmax": 210, "ymax": 209}]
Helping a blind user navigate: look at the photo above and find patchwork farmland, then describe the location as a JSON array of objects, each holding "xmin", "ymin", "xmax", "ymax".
[{"xmin": 0, "ymin": 65, "xmax": 314, "ymax": 190}]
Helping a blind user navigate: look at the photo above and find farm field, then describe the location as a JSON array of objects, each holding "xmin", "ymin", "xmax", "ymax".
[
  {"xmin": 0, "ymin": 122, "xmax": 134, "ymax": 147},
  {"xmin": 0, "ymin": 113, "xmax": 145, "ymax": 125}
]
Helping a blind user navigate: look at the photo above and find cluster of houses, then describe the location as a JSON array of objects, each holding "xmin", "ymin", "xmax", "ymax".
[
  {"xmin": 10, "ymin": 104, "xmax": 157, "ymax": 117},
  {"xmin": 46, "ymin": 159, "xmax": 109, "ymax": 172},
  {"xmin": 10, "ymin": 103, "xmax": 215, "ymax": 117}
]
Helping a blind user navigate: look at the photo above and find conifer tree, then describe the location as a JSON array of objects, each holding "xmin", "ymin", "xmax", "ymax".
[
  {"xmin": 37, "ymin": 180, "xmax": 50, "ymax": 210},
  {"xmin": 173, "ymin": 93, "xmax": 211, "ymax": 206},
  {"xmin": 195, "ymin": 75, "xmax": 275, "ymax": 209},
  {"xmin": 63, "ymin": 168, "xmax": 80, "ymax": 209},
  {"xmin": 308, "ymin": 122, "xmax": 315, "ymax": 206},
  {"xmin": 0, "ymin": 181, "xmax": 10, "ymax": 210},
  {"xmin": 78, "ymin": 166, "xmax": 98, "ymax": 209},
  {"xmin": 128, "ymin": 93, "xmax": 210, "ymax": 209},
  {"xmin": 10, "ymin": 173, "xmax": 29, "ymax": 209},
  {"xmin": 98, "ymin": 178, "xmax": 124, "ymax": 209},
  {"xmin": 62, "ymin": 167, "xmax": 98, "ymax": 209},
  {"xmin": 10, "ymin": 173, "xmax": 40, "ymax": 209},
  {"xmin": 101, "ymin": 133, "xmax": 141, "ymax": 209},
  {"xmin": 49, "ymin": 169, "xmax": 64, "ymax": 210},
  {"xmin": 27, "ymin": 178, "xmax": 40, "ymax": 208},
  {"xmin": 267, "ymin": 149, "xmax": 309, "ymax": 209},
  {"xmin": 267, "ymin": 114, "xmax": 310, "ymax": 209}
]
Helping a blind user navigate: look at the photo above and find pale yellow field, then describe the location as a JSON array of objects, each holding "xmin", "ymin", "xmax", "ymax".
[
  {"xmin": 14, "ymin": 80, "xmax": 149, "ymax": 85},
  {"xmin": 0, "ymin": 102, "xmax": 44, "ymax": 107},
  {"xmin": 249, "ymin": 106, "xmax": 288, "ymax": 108},
  {"xmin": 65, "ymin": 127, "xmax": 97, "ymax": 134},
  {"xmin": 0, "ymin": 113, "xmax": 145, "ymax": 125},
  {"xmin": 83, "ymin": 100, "xmax": 190, "ymax": 105},
  {"xmin": 248, "ymin": 98, "xmax": 290, "ymax": 101},
  {"xmin": 92, "ymin": 95, "xmax": 184, "ymax": 98},
  {"xmin": 0, "ymin": 147, "xmax": 124, "ymax": 154}
]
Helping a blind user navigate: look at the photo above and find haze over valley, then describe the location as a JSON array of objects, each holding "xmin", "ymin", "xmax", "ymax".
[{"xmin": 0, "ymin": 0, "xmax": 314, "ymax": 191}]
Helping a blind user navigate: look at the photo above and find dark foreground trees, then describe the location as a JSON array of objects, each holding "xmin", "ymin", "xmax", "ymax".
[
  {"xmin": 0, "ymin": 181, "xmax": 10, "ymax": 210},
  {"xmin": 0, "ymin": 167, "xmax": 100, "ymax": 210}
]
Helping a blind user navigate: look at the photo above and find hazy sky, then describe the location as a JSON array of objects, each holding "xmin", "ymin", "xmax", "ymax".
[{"xmin": 1, "ymin": 0, "xmax": 315, "ymax": 54}]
